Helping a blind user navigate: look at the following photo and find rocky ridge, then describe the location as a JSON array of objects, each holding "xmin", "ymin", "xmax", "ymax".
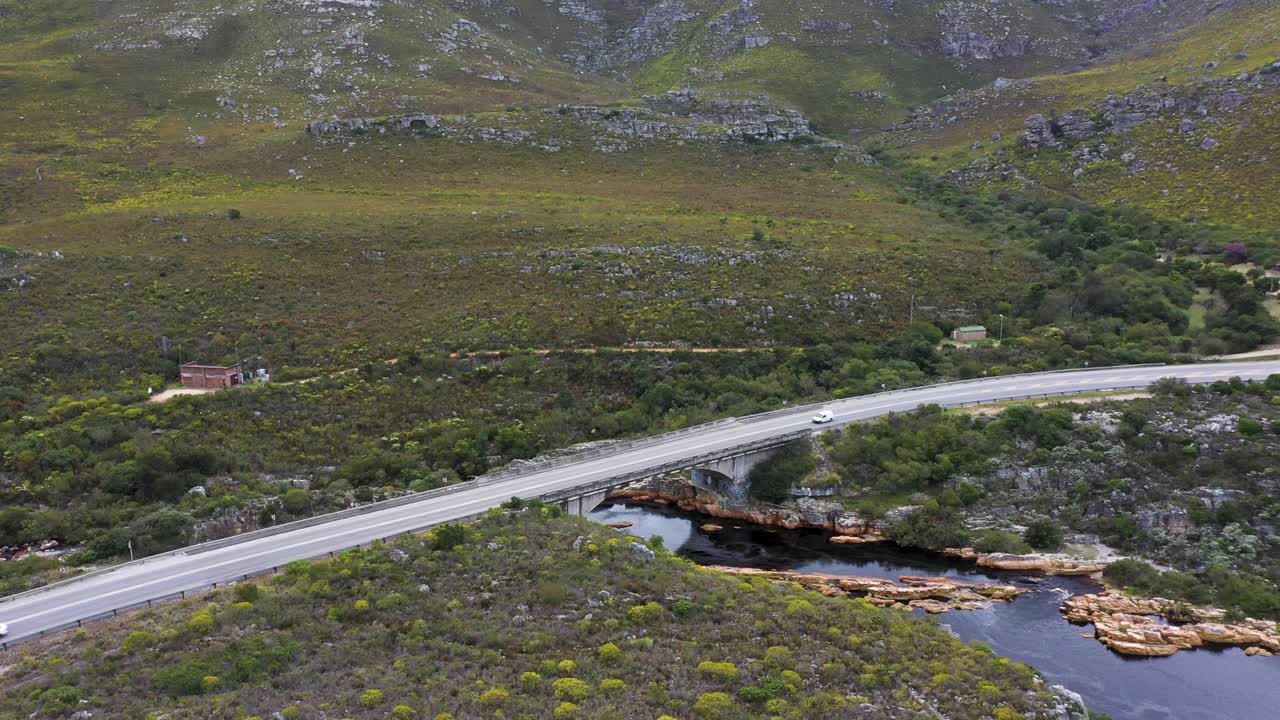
[{"xmin": 304, "ymin": 91, "xmax": 874, "ymax": 157}]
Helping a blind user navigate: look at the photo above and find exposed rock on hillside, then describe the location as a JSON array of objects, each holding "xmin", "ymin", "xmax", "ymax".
[{"xmin": 306, "ymin": 92, "xmax": 874, "ymax": 158}]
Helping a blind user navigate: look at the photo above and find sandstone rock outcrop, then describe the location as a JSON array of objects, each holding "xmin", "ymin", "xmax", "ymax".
[
  {"xmin": 707, "ymin": 566, "xmax": 1026, "ymax": 613},
  {"xmin": 1062, "ymin": 592, "xmax": 1280, "ymax": 657},
  {"xmin": 943, "ymin": 548, "xmax": 1106, "ymax": 575}
]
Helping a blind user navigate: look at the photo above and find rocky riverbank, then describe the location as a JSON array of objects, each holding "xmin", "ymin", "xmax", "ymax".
[
  {"xmin": 611, "ymin": 476, "xmax": 1109, "ymax": 574},
  {"xmin": 944, "ymin": 547, "xmax": 1107, "ymax": 575},
  {"xmin": 1063, "ymin": 592, "xmax": 1280, "ymax": 657},
  {"xmin": 610, "ymin": 474, "xmax": 885, "ymax": 536},
  {"xmin": 705, "ymin": 565, "xmax": 1026, "ymax": 614}
]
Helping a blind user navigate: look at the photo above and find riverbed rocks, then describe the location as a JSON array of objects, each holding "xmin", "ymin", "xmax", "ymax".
[
  {"xmin": 975, "ymin": 552, "xmax": 1106, "ymax": 575},
  {"xmin": 1062, "ymin": 592, "xmax": 1280, "ymax": 657},
  {"xmin": 941, "ymin": 548, "xmax": 1106, "ymax": 575},
  {"xmin": 707, "ymin": 566, "xmax": 1026, "ymax": 613}
]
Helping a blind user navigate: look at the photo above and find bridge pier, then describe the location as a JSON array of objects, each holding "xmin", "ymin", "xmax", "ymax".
[
  {"xmin": 561, "ymin": 489, "xmax": 610, "ymax": 516},
  {"xmin": 690, "ymin": 446, "xmax": 785, "ymax": 507}
]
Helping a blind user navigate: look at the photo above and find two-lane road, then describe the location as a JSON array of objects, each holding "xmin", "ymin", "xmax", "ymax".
[{"xmin": 2, "ymin": 361, "xmax": 1278, "ymax": 646}]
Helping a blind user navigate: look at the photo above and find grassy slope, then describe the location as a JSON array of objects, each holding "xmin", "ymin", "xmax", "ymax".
[
  {"xmin": 0, "ymin": 119, "xmax": 1038, "ymax": 390},
  {"xmin": 0, "ymin": 511, "xmax": 1063, "ymax": 720},
  {"xmin": 871, "ymin": 1, "xmax": 1280, "ymax": 230}
]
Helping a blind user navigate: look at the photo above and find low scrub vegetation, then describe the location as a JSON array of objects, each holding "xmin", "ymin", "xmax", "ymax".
[{"xmin": 1, "ymin": 510, "xmax": 1063, "ymax": 719}]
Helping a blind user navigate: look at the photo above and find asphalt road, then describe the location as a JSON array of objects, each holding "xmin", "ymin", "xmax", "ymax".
[{"xmin": 2, "ymin": 360, "xmax": 1278, "ymax": 646}]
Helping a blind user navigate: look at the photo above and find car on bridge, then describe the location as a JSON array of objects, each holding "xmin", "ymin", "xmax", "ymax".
[
  {"xmin": 0, "ymin": 622, "xmax": 8, "ymax": 637},
  {"xmin": 811, "ymin": 410, "xmax": 834, "ymax": 424}
]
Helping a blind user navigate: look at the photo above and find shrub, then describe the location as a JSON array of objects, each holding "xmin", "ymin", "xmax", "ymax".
[
  {"xmin": 1239, "ymin": 417, "xmax": 1264, "ymax": 436},
  {"xmin": 599, "ymin": 678, "xmax": 626, "ymax": 694},
  {"xmin": 957, "ymin": 483, "xmax": 984, "ymax": 505},
  {"xmin": 359, "ymin": 689, "xmax": 385, "ymax": 707},
  {"xmin": 227, "ymin": 208, "xmax": 242, "ymax": 220},
  {"xmin": 697, "ymin": 661, "xmax": 740, "ymax": 684},
  {"xmin": 551, "ymin": 677, "xmax": 591, "ymax": 702},
  {"xmin": 693, "ymin": 691, "xmax": 735, "ymax": 719},
  {"xmin": 972, "ymin": 530, "xmax": 1032, "ymax": 554},
  {"xmin": 234, "ymin": 582, "xmax": 260, "ymax": 603},
  {"xmin": 994, "ymin": 707, "xmax": 1027, "ymax": 720},
  {"xmin": 40, "ymin": 686, "xmax": 81, "ymax": 707},
  {"xmin": 739, "ymin": 677, "xmax": 788, "ymax": 703},
  {"xmin": 556, "ymin": 659, "xmax": 577, "ymax": 676},
  {"xmin": 200, "ymin": 675, "xmax": 220, "ymax": 693},
  {"xmin": 552, "ymin": 702, "xmax": 579, "ymax": 719},
  {"xmin": 785, "ymin": 599, "xmax": 815, "ymax": 615},
  {"xmin": 478, "ymin": 688, "xmax": 509, "ymax": 707},
  {"xmin": 763, "ymin": 645, "xmax": 794, "ymax": 669},
  {"xmin": 519, "ymin": 671, "xmax": 542, "ymax": 691},
  {"xmin": 626, "ymin": 601, "xmax": 664, "ymax": 625},
  {"xmin": 188, "ymin": 610, "xmax": 215, "ymax": 635},
  {"xmin": 123, "ymin": 630, "xmax": 156, "ymax": 653},
  {"xmin": 891, "ymin": 505, "xmax": 970, "ymax": 550},
  {"xmin": 392, "ymin": 707, "xmax": 415, "ymax": 719},
  {"xmin": 153, "ymin": 660, "xmax": 216, "ymax": 695},
  {"xmin": 1103, "ymin": 558, "xmax": 1158, "ymax": 588},
  {"xmin": 429, "ymin": 523, "xmax": 468, "ymax": 551},
  {"xmin": 377, "ymin": 592, "xmax": 408, "ymax": 609},
  {"xmin": 1023, "ymin": 519, "xmax": 1064, "ymax": 551},
  {"xmin": 598, "ymin": 642, "xmax": 622, "ymax": 663},
  {"xmin": 672, "ymin": 598, "xmax": 694, "ymax": 616}
]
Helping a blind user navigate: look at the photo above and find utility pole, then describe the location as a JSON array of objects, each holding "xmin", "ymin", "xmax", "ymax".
[
  {"xmin": 909, "ymin": 291, "xmax": 916, "ymax": 324},
  {"xmin": 998, "ymin": 314, "xmax": 1004, "ymax": 343},
  {"xmin": 127, "ymin": 540, "xmax": 134, "ymax": 562}
]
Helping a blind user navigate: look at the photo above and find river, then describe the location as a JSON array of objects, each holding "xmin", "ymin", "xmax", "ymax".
[{"xmin": 589, "ymin": 501, "xmax": 1280, "ymax": 720}]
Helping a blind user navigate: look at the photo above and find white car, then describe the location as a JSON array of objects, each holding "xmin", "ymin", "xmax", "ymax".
[
  {"xmin": 811, "ymin": 410, "xmax": 834, "ymax": 424},
  {"xmin": 0, "ymin": 623, "xmax": 7, "ymax": 637}
]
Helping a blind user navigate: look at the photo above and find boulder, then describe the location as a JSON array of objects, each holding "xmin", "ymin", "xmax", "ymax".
[{"xmin": 629, "ymin": 542, "xmax": 656, "ymax": 563}]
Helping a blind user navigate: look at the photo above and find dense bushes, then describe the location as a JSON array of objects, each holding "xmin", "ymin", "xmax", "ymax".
[{"xmin": 748, "ymin": 440, "xmax": 818, "ymax": 502}]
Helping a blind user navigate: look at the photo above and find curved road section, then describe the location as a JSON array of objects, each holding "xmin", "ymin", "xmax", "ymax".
[{"xmin": 2, "ymin": 361, "xmax": 1278, "ymax": 645}]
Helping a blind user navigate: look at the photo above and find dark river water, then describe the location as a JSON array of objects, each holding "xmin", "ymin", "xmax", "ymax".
[{"xmin": 589, "ymin": 502, "xmax": 1280, "ymax": 720}]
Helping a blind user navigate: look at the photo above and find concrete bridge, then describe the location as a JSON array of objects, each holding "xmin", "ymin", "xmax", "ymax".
[{"xmin": 548, "ymin": 436, "xmax": 796, "ymax": 515}]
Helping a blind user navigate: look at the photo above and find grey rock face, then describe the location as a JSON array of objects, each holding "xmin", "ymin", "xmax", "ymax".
[
  {"xmin": 629, "ymin": 542, "xmax": 656, "ymax": 563},
  {"xmin": 942, "ymin": 32, "xmax": 1031, "ymax": 60},
  {"xmin": 1022, "ymin": 114, "xmax": 1059, "ymax": 149}
]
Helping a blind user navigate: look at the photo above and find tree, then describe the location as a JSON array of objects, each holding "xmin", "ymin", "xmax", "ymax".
[{"xmin": 1222, "ymin": 242, "xmax": 1248, "ymax": 263}]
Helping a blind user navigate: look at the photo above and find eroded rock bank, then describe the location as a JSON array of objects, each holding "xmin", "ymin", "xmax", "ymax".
[
  {"xmin": 944, "ymin": 548, "xmax": 1106, "ymax": 575},
  {"xmin": 1063, "ymin": 592, "xmax": 1280, "ymax": 658},
  {"xmin": 611, "ymin": 476, "xmax": 1106, "ymax": 576},
  {"xmin": 610, "ymin": 474, "xmax": 887, "ymax": 537},
  {"xmin": 705, "ymin": 565, "xmax": 1026, "ymax": 614}
]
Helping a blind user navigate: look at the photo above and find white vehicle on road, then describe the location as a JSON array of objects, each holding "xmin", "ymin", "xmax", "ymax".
[
  {"xmin": 0, "ymin": 623, "xmax": 8, "ymax": 637},
  {"xmin": 811, "ymin": 410, "xmax": 834, "ymax": 424}
]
